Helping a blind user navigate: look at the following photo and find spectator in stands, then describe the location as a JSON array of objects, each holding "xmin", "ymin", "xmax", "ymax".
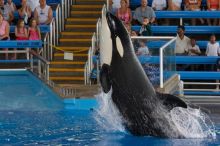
[
  {"xmin": 133, "ymin": 0, "xmax": 156, "ymax": 25},
  {"xmin": 136, "ymin": 40, "xmax": 150, "ymax": 56},
  {"xmin": 185, "ymin": 0, "xmax": 204, "ymax": 25},
  {"xmin": 206, "ymin": 34, "xmax": 220, "ymax": 56},
  {"xmin": 28, "ymin": 18, "xmax": 41, "ymax": 40},
  {"xmin": 175, "ymin": 25, "xmax": 190, "ymax": 55},
  {"xmin": 168, "ymin": 0, "xmax": 182, "ymax": 11},
  {"xmin": 187, "ymin": 37, "xmax": 201, "ymax": 56},
  {"xmin": 0, "ymin": 12, "xmax": 10, "ymax": 59},
  {"xmin": 130, "ymin": 30, "xmax": 139, "ymax": 52},
  {"xmin": 34, "ymin": 0, "xmax": 53, "ymax": 25},
  {"xmin": 205, "ymin": 34, "xmax": 220, "ymax": 70},
  {"xmin": 166, "ymin": 0, "xmax": 182, "ymax": 25},
  {"xmin": 206, "ymin": 0, "xmax": 219, "ymax": 25},
  {"xmin": 15, "ymin": 19, "xmax": 28, "ymax": 59},
  {"xmin": 112, "ymin": 0, "xmax": 129, "ymax": 9},
  {"xmin": 152, "ymin": 0, "xmax": 167, "ymax": 11},
  {"xmin": 18, "ymin": 0, "xmax": 32, "ymax": 25},
  {"xmin": 139, "ymin": 17, "xmax": 152, "ymax": 36},
  {"xmin": 0, "ymin": 0, "xmax": 14, "ymax": 24},
  {"xmin": 116, "ymin": 0, "xmax": 132, "ymax": 28},
  {"xmin": 6, "ymin": 0, "xmax": 17, "ymax": 13},
  {"xmin": 27, "ymin": 0, "xmax": 39, "ymax": 12}
]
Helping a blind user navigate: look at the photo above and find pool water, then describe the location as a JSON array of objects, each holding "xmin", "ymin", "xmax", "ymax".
[{"xmin": 0, "ymin": 71, "xmax": 220, "ymax": 145}]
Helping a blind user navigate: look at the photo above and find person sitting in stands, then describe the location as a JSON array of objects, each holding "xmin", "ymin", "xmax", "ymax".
[
  {"xmin": 28, "ymin": 18, "xmax": 41, "ymax": 40},
  {"xmin": 34, "ymin": 0, "xmax": 53, "ymax": 25},
  {"xmin": 136, "ymin": 40, "xmax": 150, "ymax": 56},
  {"xmin": 133, "ymin": 0, "xmax": 156, "ymax": 25},
  {"xmin": 116, "ymin": 0, "xmax": 132, "ymax": 28},
  {"xmin": 15, "ymin": 19, "xmax": 28, "ymax": 60},
  {"xmin": 0, "ymin": 0, "xmax": 14, "ymax": 24},
  {"xmin": 139, "ymin": 17, "xmax": 152, "ymax": 36},
  {"xmin": 187, "ymin": 37, "xmax": 201, "ymax": 56},
  {"xmin": 168, "ymin": 0, "xmax": 182, "ymax": 10},
  {"xmin": 175, "ymin": 25, "xmax": 190, "ymax": 56},
  {"xmin": 18, "ymin": 0, "xmax": 32, "ymax": 25},
  {"xmin": 166, "ymin": 0, "xmax": 182, "ymax": 25},
  {"xmin": 152, "ymin": 0, "xmax": 167, "ymax": 11},
  {"xmin": 206, "ymin": 34, "xmax": 220, "ymax": 56},
  {"xmin": 205, "ymin": 34, "xmax": 220, "ymax": 70},
  {"xmin": 206, "ymin": 0, "xmax": 220, "ymax": 25},
  {"xmin": 27, "ymin": 0, "xmax": 39, "ymax": 12},
  {"xmin": 130, "ymin": 30, "xmax": 139, "ymax": 52},
  {"xmin": 185, "ymin": 0, "xmax": 204, "ymax": 25},
  {"xmin": 6, "ymin": 0, "xmax": 17, "ymax": 13},
  {"xmin": 0, "ymin": 12, "xmax": 10, "ymax": 59}
]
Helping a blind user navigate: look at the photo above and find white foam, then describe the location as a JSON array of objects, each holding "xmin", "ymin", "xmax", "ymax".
[
  {"xmin": 94, "ymin": 89, "xmax": 125, "ymax": 132},
  {"xmin": 170, "ymin": 107, "xmax": 216, "ymax": 139}
]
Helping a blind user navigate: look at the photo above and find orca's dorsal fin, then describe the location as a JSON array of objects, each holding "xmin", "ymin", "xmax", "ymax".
[
  {"xmin": 100, "ymin": 64, "xmax": 112, "ymax": 93},
  {"xmin": 156, "ymin": 92, "xmax": 187, "ymax": 111}
]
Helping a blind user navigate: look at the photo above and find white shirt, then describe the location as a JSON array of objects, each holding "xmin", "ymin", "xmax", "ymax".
[
  {"xmin": 35, "ymin": 5, "xmax": 50, "ymax": 24},
  {"xmin": 152, "ymin": 0, "xmax": 167, "ymax": 10},
  {"xmin": 206, "ymin": 42, "xmax": 220, "ymax": 56},
  {"xmin": 187, "ymin": 44, "xmax": 201, "ymax": 56},
  {"xmin": 138, "ymin": 46, "xmax": 150, "ymax": 55},
  {"xmin": 175, "ymin": 35, "xmax": 190, "ymax": 54},
  {"xmin": 27, "ymin": 0, "xmax": 39, "ymax": 12},
  {"xmin": 112, "ymin": 0, "xmax": 120, "ymax": 9}
]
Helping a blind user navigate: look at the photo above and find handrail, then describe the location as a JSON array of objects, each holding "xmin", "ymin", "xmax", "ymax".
[{"xmin": 160, "ymin": 37, "xmax": 176, "ymax": 88}]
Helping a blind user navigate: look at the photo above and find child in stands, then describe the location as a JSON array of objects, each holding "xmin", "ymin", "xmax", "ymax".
[
  {"xmin": 28, "ymin": 18, "xmax": 41, "ymax": 40},
  {"xmin": 187, "ymin": 37, "xmax": 201, "ymax": 56},
  {"xmin": 139, "ymin": 17, "xmax": 152, "ymax": 36},
  {"xmin": 136, "ymin": 40, "xmax": 150, "ymax": 56},
  {"xmin": 206, "ymin": 34, "xmax": 220, "ymax": 71},
  {"xmin": 15, "ymin": 19, "xmax": 28, "ymax": 59}
]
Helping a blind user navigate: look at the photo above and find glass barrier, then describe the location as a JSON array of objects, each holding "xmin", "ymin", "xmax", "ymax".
[{"xmin": 131, "ymin": 36, "xmax": 176, "ymax": 88}]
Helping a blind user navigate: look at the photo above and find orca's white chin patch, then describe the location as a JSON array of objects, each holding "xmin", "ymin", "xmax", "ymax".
[{"xmin": 99, "ymin": 13, "xmax": 112, "ymax": 66}]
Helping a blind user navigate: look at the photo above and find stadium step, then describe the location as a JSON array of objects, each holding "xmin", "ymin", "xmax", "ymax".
[
  {"xmin": 65, "ymin": 18, "xmax": 97, "ymax": 25},
  {"xmin": 60, "ymin": 32, "xmax": 93, "ymax": 38},
  {"xmin": 51, "ymin": 0, "xmax": 105, "ymax": 85}
]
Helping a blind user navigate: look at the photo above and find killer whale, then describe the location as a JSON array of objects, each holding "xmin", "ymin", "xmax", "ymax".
[{"xmin": 99, "ymin": 12, "xmax": 188, "ymax": 138}]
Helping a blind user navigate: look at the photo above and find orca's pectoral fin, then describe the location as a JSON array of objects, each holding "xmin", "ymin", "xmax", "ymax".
[
  {"xmin": 156, "ymin": 92, "xmax": 187, "ymax": 111},
  {"xmin": 100, "ymin": 64, "xmax": 112, "ymax": 93}
]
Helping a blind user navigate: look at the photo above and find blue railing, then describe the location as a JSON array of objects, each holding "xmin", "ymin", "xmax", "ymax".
[
  {"xmin": 132, "ymin": 26, "xmax": 220, "ymax": 34},
  {"xmin": 0, "ymin": 40, "xmax": 42, "ymax": 48},
  {"xmin": 9, "ymin": 25, "xmax": 50, "ymax": 33}
]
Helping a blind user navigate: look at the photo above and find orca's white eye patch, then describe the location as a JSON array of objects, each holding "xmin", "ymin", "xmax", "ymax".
[{"xmin": 116, "ymin": 36, "xmax": 124, "ymax": 57}]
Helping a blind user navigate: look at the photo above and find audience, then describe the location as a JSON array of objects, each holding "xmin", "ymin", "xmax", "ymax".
[
  {"xmin": 28, "ymin": 18, "xmax": 41, "ymax": 40},
  {"xmin": 139, "ymin": 17, "xmax": 152, "ymax": 36},
  {"xmin": 130, "ymin": 30, "xmax": 139, "ymax": 52},
  {"xmin": 136, "ymin": 40, "xmax": 150, "ymax": 56},
  {"xmin": 184, "ymin": 0, "xmax": 204, "ymax": 25},
  {"xmin": 116, "ymin": 0, "xmax": 132, "ymax": 28},
  {"xmin": 152, "ymin": 0, "xmax": 167, "ymax": 11},
  {"xmin": 6, "ymin": 0, "xmax": 17, "ymax": 13},
  {"xmin": 27, "ymin": 0, "xmax": 39, "ymax": 12},
  {"xmin": 34, "ymin": 0, "xmax": 53, "ymax": 25},
  {"xmin": 133, "ymin": 0, "xmax": 156, "ymax": 25},
  {"xmin": 187, "ymin": 37, "xmax": 201, "ymax": 56},
  {"xmin": 175, "ymin": 25, "xmax": 190, "ymax": 55},
  {"xmin": 15, "ymin": 19, "xmax": 28, "ymax": 59},
  {"xmin": 206, "ymin": 34, "xmax": 220, "ymax": 56},
  {"xmin": 206, "ymin": 0, "xmax": 220, "ymax": 25},
  {"xmin": 168, "ymin": 0, "xmax": 182, "ymax": 11},
  {"xmin": 0, "ymin": 12, "xmax": 10, "ymax": 59},
  {"xmin": 0, "ymin": 0, "xmax": 14, "ymax": 24},
  {"xmin": 18, "ymin": 0, "xmax": 32, "ymax": 25}
]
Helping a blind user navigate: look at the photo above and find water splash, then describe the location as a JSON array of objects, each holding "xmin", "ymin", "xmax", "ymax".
[
  {"xmin": 94, "ymin": 89, "xmax": 125, "ymax": 132},
  {"xmin": 170, "ymin": 107, "xmax": 216, "ymax": 139}
]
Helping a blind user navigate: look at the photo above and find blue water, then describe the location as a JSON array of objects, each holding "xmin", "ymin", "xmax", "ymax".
[{"xmin": 0, "ymin": 71, "xmax": 220, "ymax": 145}]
